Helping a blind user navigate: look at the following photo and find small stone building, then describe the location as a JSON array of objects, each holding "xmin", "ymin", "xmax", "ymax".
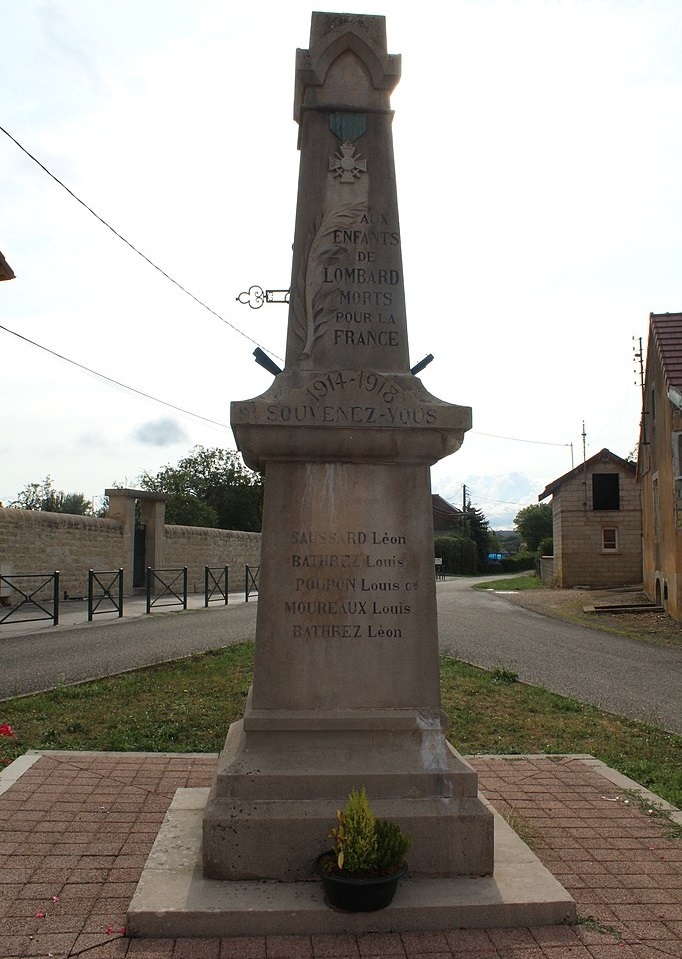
[{"xmin": 538, "ymin": 449, "xmax": 642, "ymax": 588}]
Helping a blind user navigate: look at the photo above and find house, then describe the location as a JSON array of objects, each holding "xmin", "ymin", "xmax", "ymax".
[
  {"xmin": 538, "ymin": 449, "xmax": 642, "ymax": 588},
  {"xmin": 638, "ymin": 312, "xmax": 682, "ymax": 617},
  {"xmin": 431, "ymin": 494, "xmax": 463, "ymax": 532}
]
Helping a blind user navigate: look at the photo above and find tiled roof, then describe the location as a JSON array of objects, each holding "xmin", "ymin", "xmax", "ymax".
[
  {"xmin": 538, "ymin": 447, "xmax": 635, "ymax": 501},
  {"xmin": 432, "ymin": 493, "xmax": 462, "ymax": 530},
  {"xmin": 0, "ymin": 250, "xmax": 15, "ymax": 281},
  {"xmin": 650, "ymin": 312, "xmax": 682, "ymax": 393},
  {"xmin": 431, "ymin": 493, "xmax": 461, "ymax": 516}
]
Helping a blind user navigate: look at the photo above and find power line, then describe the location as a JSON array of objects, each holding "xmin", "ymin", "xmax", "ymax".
[
  {"xmin": 0, "ymin": 125, "xmax": 580, "ymax": 450},
  {"xmin": 0, "ymin": 322, "xmax": 229, "ymax": 429},
  {"xmin": 472, "ymin": 494, "xmax": 536, "ymax": 508},
  {"xmin": 442, "ymin": 486, "xmax": 535, "ymax": 510},
  {"xmin": 0, "ymin": 123, "xmax": 284, "ymax": 363},
  {"xmin": 471, "ymin": 430, "xmax": 571, "ymax": 448}
]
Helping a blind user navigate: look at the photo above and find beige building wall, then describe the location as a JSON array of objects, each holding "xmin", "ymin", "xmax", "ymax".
[
  {"xmin": 551, "ymin": 489, "xmax": 564, "ymax": 584},
  {"xmin": 639, "ymin": 347, "xmax": 682, "ymax": 618}
]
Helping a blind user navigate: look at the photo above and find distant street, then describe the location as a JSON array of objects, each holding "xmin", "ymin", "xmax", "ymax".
[{"xmin": 1, "ymin": 578, "xmax": 680, "ymax": 734}]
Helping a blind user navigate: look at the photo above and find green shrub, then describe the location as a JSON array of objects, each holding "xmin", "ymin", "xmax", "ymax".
[
  {"xmin": 434, "ymin": 534, "xmax": 478, "ymax": 574},
  {"xmin": 374, "ymin": 818, "xmax": 412, "ymax": 872},
  {"xmin": 499, "ymin": 552, "xmax": 536, "ymax": 574},
  {"xmin": 537, "ymin": 538, "xmax": 554, "ymax": 557},
  {"xmin": 330, "ymin": 787, "xmax": 412, "ymax": 875}
]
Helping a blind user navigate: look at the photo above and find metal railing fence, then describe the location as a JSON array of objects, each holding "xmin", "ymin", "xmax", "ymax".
[
  {"xmin": 88, "ymin": 568, "xmax": 124, "ymax": 621},
  {"xmin": 0, "ymin": 572, "xmax": 60, "ymax": 626},
  {"xmin": 146, "ymin": 566, "xmax": 188, "ymax": 613},
  {"xmin": 245, "ymin": 565, "xmax": 260, "ymax": 602},
  {"xmin": 205, "ymin": 566, "xmax": 229, "ymax": 606}
]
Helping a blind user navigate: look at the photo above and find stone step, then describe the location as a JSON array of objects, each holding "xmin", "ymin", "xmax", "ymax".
[{"xmin": 127, "ymin": 788, "xmax": 575, "ymax": 938}]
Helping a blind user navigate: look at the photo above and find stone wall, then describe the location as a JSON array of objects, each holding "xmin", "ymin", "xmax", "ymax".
[
  {"xmin": 0, "ymin": 507, "xmax": 124, "ymax": 599},
  {"xmin": 163, "ymin": 525, "xmax": 261, "ymax": 595},
  {"xmin": 539, "ymin": 555, "xmax": 555, "ymax": 586},
  {"xmin": 0, "ymin": 505, "xmax": 261, "ymax": 602}
]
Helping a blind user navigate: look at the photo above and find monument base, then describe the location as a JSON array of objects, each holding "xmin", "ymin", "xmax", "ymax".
[
  {"xmin": 202, "ymin": 710, "xmax": 494, "ymax": 880},
  {"xmin": 127, "ymin": 786, "xmax": 576, "ymax": 938}
]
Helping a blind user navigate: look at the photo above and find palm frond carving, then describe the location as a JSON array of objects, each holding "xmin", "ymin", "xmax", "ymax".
[{"xmin": 292, "ymin": 202, "xmax": 367, "ymax": 359}]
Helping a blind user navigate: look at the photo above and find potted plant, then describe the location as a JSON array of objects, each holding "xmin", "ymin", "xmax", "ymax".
[{"xmin": 313, "ymin": 786, "xmax": 412, "ymax": 912}]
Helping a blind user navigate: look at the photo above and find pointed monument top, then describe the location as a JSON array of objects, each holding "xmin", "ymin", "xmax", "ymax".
[
  {"xmin": 295, "ymin": 11, "xmax": 401, "ymax": 122},
  {"xmin": 231, "ymin": 10, "xmax": 471, "ymax": 470}
]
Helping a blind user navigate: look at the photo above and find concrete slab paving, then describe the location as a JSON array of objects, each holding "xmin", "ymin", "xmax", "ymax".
[{"xmin": 0, "ymin": 750, "xmax": 679, "ymax": 958}]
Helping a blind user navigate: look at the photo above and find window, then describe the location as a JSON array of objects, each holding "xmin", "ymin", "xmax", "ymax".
[
  {"xmin": 592, "ymin": 473, "xmax": 620, "ymax": 511},
  {"xmin": 674, "ymin": 433, "xmax": 682, "ymax": 527},
  {"xmin": 602, "ymin": 528, "xmax": 618, "ymax": 551},
  {"xmin": 673, "ymin": 432, "xmax": 682, "ymax": 476}
]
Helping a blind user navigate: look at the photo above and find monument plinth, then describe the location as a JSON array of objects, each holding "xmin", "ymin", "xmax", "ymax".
[{"xmin": 202, "ymin": 11, "xmax": 494, "ymax": 882}]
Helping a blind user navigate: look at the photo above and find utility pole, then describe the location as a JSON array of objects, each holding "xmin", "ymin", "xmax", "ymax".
[
  {"xmin": 582, "ymin": 421, "xmax": 588, "ymax": 512},
  {"xmin": 633, "ymin": 335, "xmax": 648, "ymax": 447},
  {"xmin": 633, "ymin": 335, "xmax": 645, "ymax": 404}
]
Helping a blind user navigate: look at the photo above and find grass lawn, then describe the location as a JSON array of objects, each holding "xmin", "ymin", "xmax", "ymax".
[
  {"xmin": 1, "ymin": 642, "xmax": 680, "ymax": 810},
  {"xmin": 472, "ymin": 575, "xmax": 541, "ymax": 591}
]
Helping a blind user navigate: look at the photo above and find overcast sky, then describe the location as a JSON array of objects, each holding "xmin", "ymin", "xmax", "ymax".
[{"xmin": 2, "ymin": 0, "xmax": 679, "ymax": 527}]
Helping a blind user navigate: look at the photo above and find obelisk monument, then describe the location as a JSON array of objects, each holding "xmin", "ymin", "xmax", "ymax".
[{"xmin": 202, "ymin": 11, "xmax": 494, "ymax": 881}]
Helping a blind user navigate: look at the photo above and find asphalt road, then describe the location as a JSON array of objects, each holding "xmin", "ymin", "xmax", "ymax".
[
  {"xmin": 437, "ymin": 576, "xmax": 682, "ymax": 734},
  {"xmin": 1, "ymin": 579, "xmax": 680, "ymax": 734},
  {"xmin": 0, "ymin": 600, "xmax": 258, "ymax": 701}
]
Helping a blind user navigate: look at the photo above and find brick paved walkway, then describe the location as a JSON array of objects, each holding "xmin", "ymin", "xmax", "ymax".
[{"xmin": 0, "ymin": 752, "xmax": 679, "ymax": 958}]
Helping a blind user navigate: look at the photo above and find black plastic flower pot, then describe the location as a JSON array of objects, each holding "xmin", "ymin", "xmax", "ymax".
[{"xmin": 313, "ymin": 853, "xmax": 408, "ymax": 912}]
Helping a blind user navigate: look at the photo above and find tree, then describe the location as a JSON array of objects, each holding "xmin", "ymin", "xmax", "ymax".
[
  {"xmin": 10, "ymin": 476, "xmax": 94, "ymax": 515},
  {"xmin": 463, "ymin": 501, "xmax": 490, "ymax": 569},
  {"xmin": 514, "ymin": 503, "xmax": 553, "ymax": 552},
  {"xmin": 493, "ymin": 530, "xmax": 522, "ymax": 553},
  {"xmin": 139, "ymin": 446, "xmax": 262, "ymax": 531}
]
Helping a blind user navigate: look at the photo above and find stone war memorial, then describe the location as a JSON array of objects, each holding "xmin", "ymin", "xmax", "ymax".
[{"xmin": 128, "ymin": 12, "xmax": 575, "ymax": 936}]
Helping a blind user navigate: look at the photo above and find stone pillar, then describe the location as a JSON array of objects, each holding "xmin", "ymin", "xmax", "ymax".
[
  {"xmin": 202, "ymin": 12, "xmax": 494, "ymax": 882},
  {"xmin": 105, "ymin": 489, "xmax": 167, "ymax": 595},
  {"xmin": 138, "ymin": 497, "xmax": 166, "ymax": 573},
  {"xmin": 106, "ymin": 489, "xmax": 136, "ymax": 595}
]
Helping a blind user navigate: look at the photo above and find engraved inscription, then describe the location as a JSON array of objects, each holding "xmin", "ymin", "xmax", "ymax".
[
  {"xmin": 293, "ymin": 207, "xmax": 404, "ymax": 358},
  {"xmin": 323, "ymin": 211, "xmax": 403, "ymax": 349},
  {"xmin": 263, "ymin": 370, "xmax": 438, "ymax": 428},
  {"xmin": 285, "ymin": 528, "xmax": 415, "ymax": 640}
]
